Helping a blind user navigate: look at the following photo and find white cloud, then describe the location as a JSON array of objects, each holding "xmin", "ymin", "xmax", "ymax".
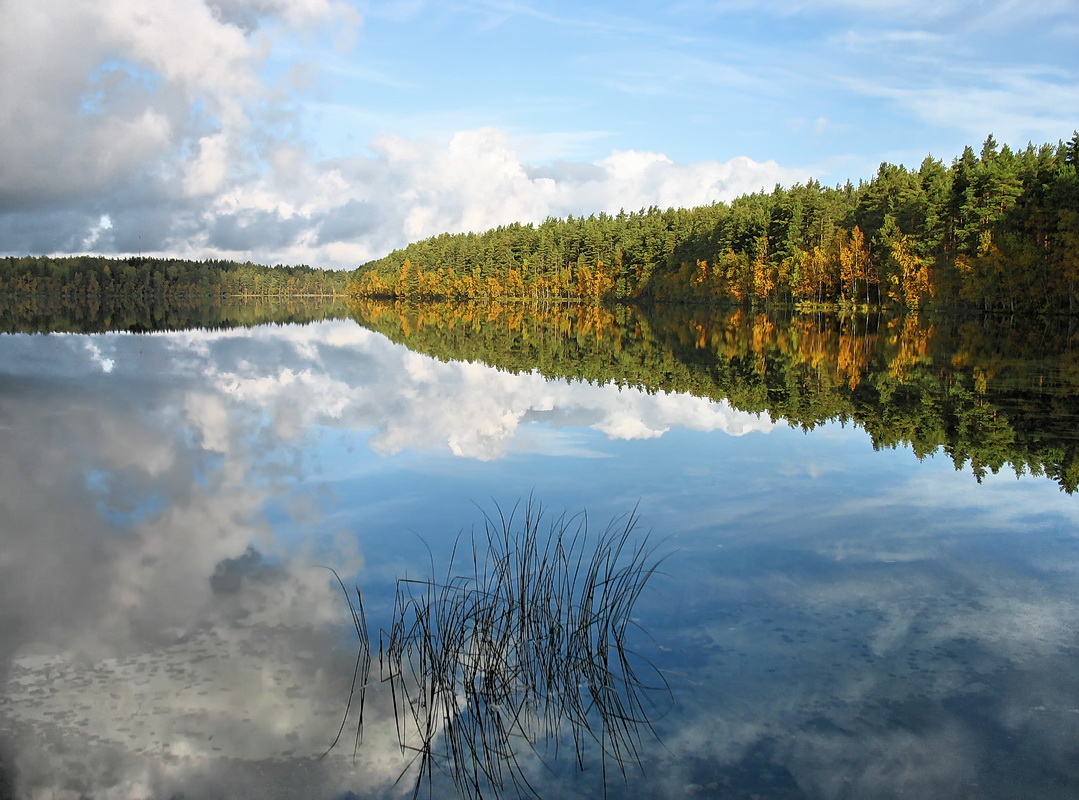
[
  {"xmin": 2, "ymin": 0, "xmax": 1074, "ymax": 271},
  {"xmin": 82, "ymin": 214, "xmax": 115, "ymax": 249},
  {"xmin": 868, "ymin": 78, "xmax": 1079, "ymax": 145},
  {"xmin": 0, "ymin": 0, "xmax": 357, "ymax": 256},
  {"xmin": 361, "ymin": 128, "xmax": 801, "ymax": 247},
  {"xmin": 1, "ymin": 0, "xmax": 252, "ymax": 204},
  {"xmin": 0, "ymin": 0, "xmax": 807, "ymax": 269},
  {"xmin": 167, "ymin": 126, "xmax": 804, "ymax": 269},
  {"xmin": 710, "ymin": 0, "xmax": 1075, "ymax": 26}
]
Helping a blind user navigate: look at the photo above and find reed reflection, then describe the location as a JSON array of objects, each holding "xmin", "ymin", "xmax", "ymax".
[{"xmin": 327, "ymin": 499, "xmax": 670, "ymax": 799}]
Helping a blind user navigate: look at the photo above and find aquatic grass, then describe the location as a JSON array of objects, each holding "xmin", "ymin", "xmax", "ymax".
[
  {"xmin": 319, "ymin": 567, "xmax": 372, "ymax": 761},
  {"xmin": 329, "ymin": 498, "xmax": 672, "ymax": 799}
]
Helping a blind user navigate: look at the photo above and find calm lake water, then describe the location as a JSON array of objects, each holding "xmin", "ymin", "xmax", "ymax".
[{"xmin": 0, "ymin": 306, "xmax": 1077, "ymax": 799}]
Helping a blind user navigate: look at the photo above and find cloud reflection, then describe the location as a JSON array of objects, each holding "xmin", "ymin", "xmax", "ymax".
[
  {"xmin": 629, "ymin": 434, "xmax": 1079, "ymax": 800},
  {"xmin": 2, "ymin": 321, "xmax": 1076, "ymax": 799},
  {"xmin": 150, "ymin": 321, "xmax": 772, "ymax": 461},
  {"xmin": 0, "ymin": 320, "xmax": 770, "ymax": 798}
]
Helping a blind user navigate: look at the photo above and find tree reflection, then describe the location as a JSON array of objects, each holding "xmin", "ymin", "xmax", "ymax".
[{"xmin": 350, "ymin": 300, "xmax": 1079, "ymax": 492}]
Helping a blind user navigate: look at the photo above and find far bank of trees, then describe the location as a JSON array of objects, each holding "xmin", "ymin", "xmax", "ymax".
[
  {"xmin": 5, "ymin": 133, "xmax": 1077, "ymax": 314},
  {"xmin": 349, "ymin": 133, "xmax": 1079, "ymax": 312},
  {"xmin": 0, "ymin": 255, "xmax": 350, "ymax": 300}
]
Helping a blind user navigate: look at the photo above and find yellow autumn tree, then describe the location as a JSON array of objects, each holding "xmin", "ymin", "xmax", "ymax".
[{"xmin": 751, "ymin": 235, "xmax": 776, "ymax": 300}]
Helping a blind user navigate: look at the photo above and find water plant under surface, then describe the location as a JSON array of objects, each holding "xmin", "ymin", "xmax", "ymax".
[{"xmin": 326, "ymin": 499, "xmax": 672, "ymax": 799}]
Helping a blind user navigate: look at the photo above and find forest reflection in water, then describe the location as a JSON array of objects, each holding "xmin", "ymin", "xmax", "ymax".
[
  {"xmin": 350, "ymin": 299, "xmax": 1079, "ymax": 492},
  {"xmin": 0, "ymin": 303, "xmax": 1076, "ymax": 799}
]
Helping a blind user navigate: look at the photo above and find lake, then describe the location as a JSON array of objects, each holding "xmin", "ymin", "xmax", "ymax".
[{"xmin": 0, "ymin": 303, "xmax": 1077, "ymax": 799}]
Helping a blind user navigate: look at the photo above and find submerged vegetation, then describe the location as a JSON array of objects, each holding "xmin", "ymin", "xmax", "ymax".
[
  {"xmin": 350, "ymin": 133, "xmax": 1079, "ymax": 313},
  {"xmin": 327, "ymin": 500, "xmax": 671, "ymax": 799}
]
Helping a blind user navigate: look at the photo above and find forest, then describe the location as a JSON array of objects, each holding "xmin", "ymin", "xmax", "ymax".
[
  {"xmin": 3, "ymin": 133, "xmax": 1077, "ymax": 314},
  {"xmin": 349, "ymin": 133, "xmax": 1079, "ymax": 312},
  {"xmin": 0, "ymin": 255, "xmax": 349, "ymax": 301},
  {"xmin": 348, "ymin": 298, "xmax": 1079, "ymax": 493}
]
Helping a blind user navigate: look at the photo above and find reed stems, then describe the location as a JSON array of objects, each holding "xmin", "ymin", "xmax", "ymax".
[{"xmin": 329, "ymin": 498, "xmax": 671, "ymax": 799}]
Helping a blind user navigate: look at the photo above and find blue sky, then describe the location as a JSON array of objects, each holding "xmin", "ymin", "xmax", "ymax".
[
  {"xmin": 1, "ymin": 0, "xmax": 1077, "ymax": 268},
  {"xmin": 317, "ymin": 1, "xmax": 1078, "ymax": 166}
]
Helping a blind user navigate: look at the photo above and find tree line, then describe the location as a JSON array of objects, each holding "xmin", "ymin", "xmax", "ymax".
[
  {"xmin": 0, "ymin": 255, "xmax": 350, "ymax": 300},
  {"xmin": 5, "ymin": 132, "xmax": 1076, "ymax": 313},
  {"xmin": 349, "ymin": 133, "xmax": 1079, "ymax": 312}
]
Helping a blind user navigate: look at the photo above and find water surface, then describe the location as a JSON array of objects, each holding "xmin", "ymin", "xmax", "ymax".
[{"xmin": 0, "ymin": 313, "xmax": 1076, "ymax": 799}]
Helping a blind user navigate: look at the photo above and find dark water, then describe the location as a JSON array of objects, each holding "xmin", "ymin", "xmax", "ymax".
[{"xmin": 0, "ymin": 307, "xmax": 1077, "ymax": 799}]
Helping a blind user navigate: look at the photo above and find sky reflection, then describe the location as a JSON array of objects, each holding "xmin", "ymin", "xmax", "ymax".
[{"xmin": 0, "ymin": 321, "xmax": 1077, "ymax": 799}]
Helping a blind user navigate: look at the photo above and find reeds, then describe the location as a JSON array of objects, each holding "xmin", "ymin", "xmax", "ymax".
[{"xmin": 329, "ymin": 498, "xmax": 671, "ymax": 799}]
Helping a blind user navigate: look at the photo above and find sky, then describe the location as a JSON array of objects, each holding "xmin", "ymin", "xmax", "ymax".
[{"xmin": 1, "ymin": 0, "xmax": 1077, "ymax": 270}]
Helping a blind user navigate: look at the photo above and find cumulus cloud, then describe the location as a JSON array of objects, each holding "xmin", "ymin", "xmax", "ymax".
[
  {"xmin": 183, "ymin": 127, "xmax": 803, "ymax": 269},
  {"xmin": 0, "ymin": 0, "xmax": 805, "ymax": 269},
  {"xmin": 0, "ymin": 0, "xmax": 352, "ymax": 259},
  {"xmin": 3, "ymin": 1, "xmax": 249, "ymax": 206}
]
